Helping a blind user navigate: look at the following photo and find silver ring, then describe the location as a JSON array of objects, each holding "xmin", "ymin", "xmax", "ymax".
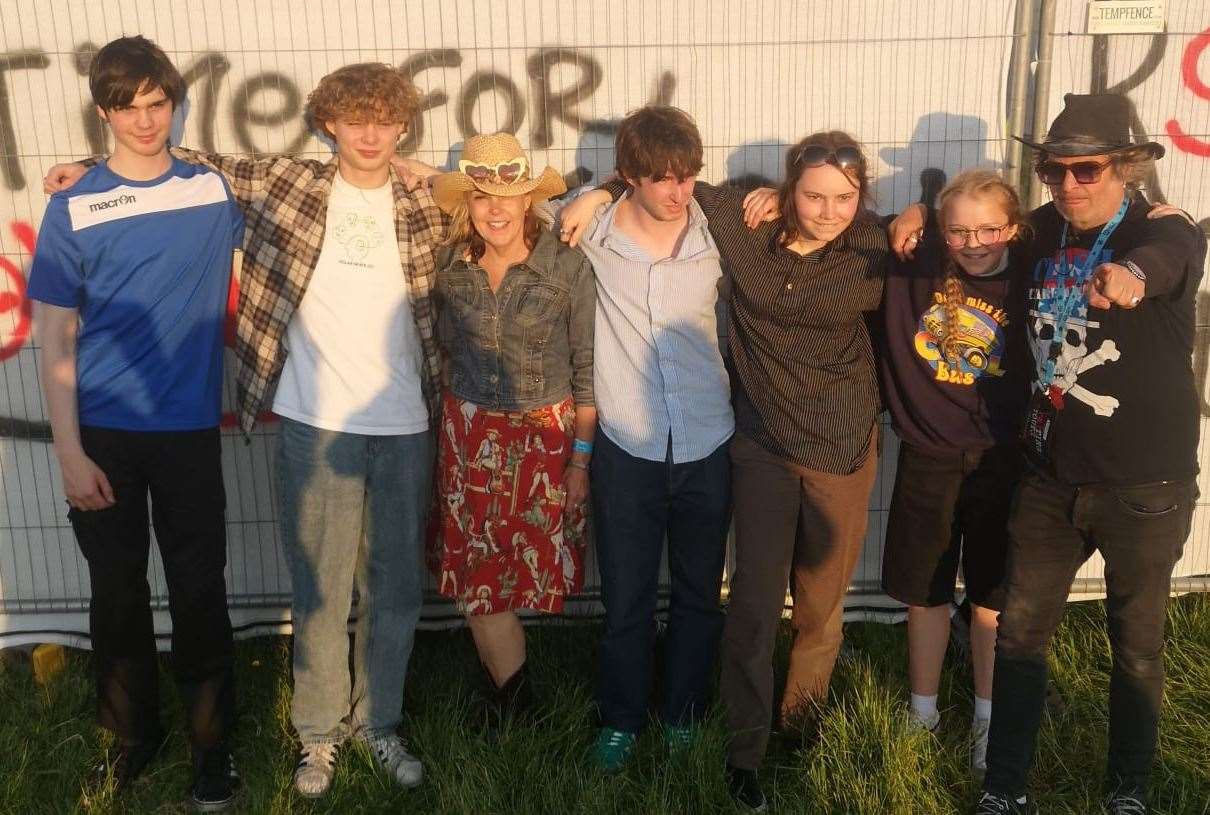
[{"xmin": 1130, "ymin": 296, "xmax": 1141, "ymax": 306}]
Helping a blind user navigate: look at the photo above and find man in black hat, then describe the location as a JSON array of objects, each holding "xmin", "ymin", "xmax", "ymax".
[
  {"xmin": 887, "ymin": 91, "xmax": 1204, "ymax": 815},
  {"xmin": 969, "ymin": 95, "xmax": 1205, "ymax": 814}
]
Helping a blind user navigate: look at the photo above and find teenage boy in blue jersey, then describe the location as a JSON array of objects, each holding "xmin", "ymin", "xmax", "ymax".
[{"xmin": 28, "ymin": 36, "xmax": 244, "ymax": 812}]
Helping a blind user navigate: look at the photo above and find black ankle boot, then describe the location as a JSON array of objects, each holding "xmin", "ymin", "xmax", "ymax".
[
  {"xmin": 494, "ymin": 663, "xmax": 531, "ymax": 719},
  {"xmin": 470, "ymin": 663, "xmax": 530, "ymax": 737}
]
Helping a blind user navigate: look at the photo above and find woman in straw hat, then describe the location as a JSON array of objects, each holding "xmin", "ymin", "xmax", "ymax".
[{"xmin": 429, "ymin": 133, "xmax": 597, "ymax": 727}]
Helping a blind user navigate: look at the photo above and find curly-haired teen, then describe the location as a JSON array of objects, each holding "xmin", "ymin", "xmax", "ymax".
[
  {"xmin": 877, "ymin": 169, "xmax": 1030, "ymax": 778},
  {"xmin": 44, "ymin": 59, "xmax": 445, "ymax": 799}
]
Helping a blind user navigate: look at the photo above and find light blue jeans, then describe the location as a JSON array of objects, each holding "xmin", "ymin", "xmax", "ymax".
[{"xmin": 276, "ymin": 417, "xmax": 433, "ymax": 745}]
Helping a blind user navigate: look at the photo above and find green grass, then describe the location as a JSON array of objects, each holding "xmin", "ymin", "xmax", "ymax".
[{"xmin": 2, "ymin": 593, "xmax": 1208, "ymax": 814}]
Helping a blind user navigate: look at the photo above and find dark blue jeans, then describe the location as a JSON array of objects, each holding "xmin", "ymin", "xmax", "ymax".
[
  {"xmin": 591, "ymin": 431, "xmax": 731, "ymax": 732},
  {"xmin": 985, "ymin": 468, "xmax": 1197, "ymax": 799}
]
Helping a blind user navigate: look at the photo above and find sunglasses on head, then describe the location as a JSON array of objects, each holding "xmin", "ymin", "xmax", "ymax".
[
  {"xmin": 458, "ymin": 156, "xmax": 530, "ymax": 185},
  {"xmin": 793, "ymin": 144, "xmax": 863, "ymax": 171},
  {"xmin": 1034, "ymin": 158, "xmax": 1112, "ymax": 186}
]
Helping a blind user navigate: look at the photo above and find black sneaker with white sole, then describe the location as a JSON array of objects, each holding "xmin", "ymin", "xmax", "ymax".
[
  {"xmin": 973, "ymin": 791, "xmax": 1036, "ymax": 814},
  {"xmin": 189, "ymin": 745, "xmax": 240, "ymax": 813},
  {"xmin": 1104, "ymin": 788, "xmax": 1148, "ymax": 815},
  {"xmin": 90, "ymin": 728, "xmax": 168, "ymax": 791}
]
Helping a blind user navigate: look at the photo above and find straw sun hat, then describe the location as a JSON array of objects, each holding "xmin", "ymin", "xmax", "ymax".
[{"xmin": 431, "ymin": 133, "xmax": 566, "ymax": 214}]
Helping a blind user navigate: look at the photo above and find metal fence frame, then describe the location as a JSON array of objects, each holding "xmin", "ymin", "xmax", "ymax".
[{"xmin": 1, "ymin": 0, "xmax": 1207, "ymax": 649}]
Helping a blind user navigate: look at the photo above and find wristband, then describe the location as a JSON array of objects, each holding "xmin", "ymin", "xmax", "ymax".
[
  {"xmin": 566, "ymin": 459, "xmax": 589, "ymax": 471},
  {"xmin": 573, "ymin": 438, "xmax": 594, "ymax": 455}
]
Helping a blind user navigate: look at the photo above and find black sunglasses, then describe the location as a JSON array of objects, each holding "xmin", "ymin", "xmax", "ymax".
[
  {"xmin": 793, "ymin": 144, "xmax": 863, "ymax": 171},
  {"xmin": 1035, "ymin": 158, "xmax": 1113, "ymax": 185}
]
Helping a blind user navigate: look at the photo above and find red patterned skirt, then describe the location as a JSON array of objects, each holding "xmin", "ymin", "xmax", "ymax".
[{"xmin": 430, "ymin": 390, "xmax": 587, "ymax": 615}]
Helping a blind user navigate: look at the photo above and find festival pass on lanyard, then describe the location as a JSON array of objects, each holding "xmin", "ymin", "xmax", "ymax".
[
  {"xmin": 1038, "ymin": 195, "xmax": 1130, "ymax": 391},
  {"xmin": 1023, "ymin": 195, "xmax": 1128, "ymax": 465}
]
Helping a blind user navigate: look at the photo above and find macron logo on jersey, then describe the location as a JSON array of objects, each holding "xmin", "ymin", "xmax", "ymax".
[
  {"xmin": 67, "ymin": 172, "xmax": 229, "ymax": 232},
  {"xmin": 88, "ymin": 193, "xmax": 138, "ymax": 212}
]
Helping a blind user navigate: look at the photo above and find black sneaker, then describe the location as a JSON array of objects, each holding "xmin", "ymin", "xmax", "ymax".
[
  {"xmin": 1104, "ymin": 788, "xmax": 1148, "ymax": 815},
  {"xmin": 726, "ymin": 764, "xmax": 768, "ymax": 812},
  {"xmin": 189, "ymin": 745, "xmax": 240, "ymax": 813},
  {"xmin": 91, "ymin": 728, "xmax": 168, "ymax": 791},
  {"xmin": 973, "ymin": 791, "xmax": 1036, "ymax": 814}
]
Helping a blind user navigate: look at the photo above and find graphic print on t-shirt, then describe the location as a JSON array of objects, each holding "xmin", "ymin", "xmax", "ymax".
[
  {"xmin": 913, "ymin": 290, "xmax": 1009, "ymax": 386},
  {"xmin": 1028, "ymin": 247, "xmax": 1122, "ymax": 417},
  {"xmin": 332, "ymin": 212, "xmax": 384, "ymax": 263}
]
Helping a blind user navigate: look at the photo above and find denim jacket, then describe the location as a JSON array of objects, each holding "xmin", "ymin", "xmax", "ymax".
[{"xmin": 435, "ymin": 227, "xmax": 595, "ymax": 411}]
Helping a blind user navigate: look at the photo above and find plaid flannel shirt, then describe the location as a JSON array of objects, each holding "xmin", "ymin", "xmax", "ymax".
[{"xmin": 171, "ymin": 147, "xmax": 447, "ymax": 435}]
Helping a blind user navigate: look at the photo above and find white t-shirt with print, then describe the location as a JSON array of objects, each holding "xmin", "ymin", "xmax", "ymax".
[{"xmin": 272, "ymin": 171, "xmax": 428, "ymax": 434}]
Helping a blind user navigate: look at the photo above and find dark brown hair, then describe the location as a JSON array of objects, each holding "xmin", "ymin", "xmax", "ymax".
[
  {"xmin": 935, "ymin": 169, "xmax": 1029, "ymax": 362},
  {"xmin": 89, "ymin": 35, "xmax": 185, "ymax": 112},
  {"xmin": 778, "ymin": 131, "xmax": 872, "ymax": 246},
  {"xmin": 614, "ymin": 106, "xmax": 704, "ymax": 183},
  {"xmin": 304, "ymin": 62, "xmax": 422, "ymax": 139}
]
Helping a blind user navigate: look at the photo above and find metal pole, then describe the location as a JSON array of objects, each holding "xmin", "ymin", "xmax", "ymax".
[
  {"xmin": 1027, "ymin": 0, "xmax": 1059, "ymax": 208},
  {"xmin": 1005, "ymin": 0, "xmax": 1039, "ymax": 193}
]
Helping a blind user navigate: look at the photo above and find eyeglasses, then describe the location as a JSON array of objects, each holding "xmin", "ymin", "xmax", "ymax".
[
  {"xmin": 1035, "ymin": 159, "xmax": 1112, "ymax": 186},
  {"xmin": 943, "ymin": 224, "xmax": 1011, "ymax": 248},
  {"xmin": 458, "ymin": 156, "xmax": 530, "ymax": 185},
  {"xmin": 792, "ymin": 144, "xmax": 863, "ymax": 172}
]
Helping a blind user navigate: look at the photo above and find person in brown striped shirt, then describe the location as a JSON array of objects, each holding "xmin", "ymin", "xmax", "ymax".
[{"xmin": 562, "ymin": 129, "xmax": 889, "ymax": 810}]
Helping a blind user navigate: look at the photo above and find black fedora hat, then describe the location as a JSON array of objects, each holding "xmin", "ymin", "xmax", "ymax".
[{"xmin": 1013, "ymin": 92, "xmax": 1165, "ymax": 159}]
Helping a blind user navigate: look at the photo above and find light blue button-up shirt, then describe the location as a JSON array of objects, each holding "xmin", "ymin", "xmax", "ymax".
[{"xmin": 569, "ymin": 191, "xmax": 734, "ymax": 463}]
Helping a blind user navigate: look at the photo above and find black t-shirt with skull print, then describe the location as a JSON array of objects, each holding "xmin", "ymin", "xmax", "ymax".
[{"xmin": 1026, "ymin": 195, "xmax": 1206, "ymax": 486}]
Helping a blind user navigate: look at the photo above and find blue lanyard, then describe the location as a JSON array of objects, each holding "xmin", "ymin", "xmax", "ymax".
[{"xmin": 1038, "ymin": 196, "xmax": 1129, "ymax": 388}]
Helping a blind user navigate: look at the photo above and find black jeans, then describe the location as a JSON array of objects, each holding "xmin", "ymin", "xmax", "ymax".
[
  {"xmin": 984, "ymin": 468, "xmax": 1196, "ymax": 798},
  {"xmin": 69, "ymin": 426, "xmax": 235, "ymax": 750},
  {"xmin": 591, "ymin": 431, "xmax": 731, "ymax": 732}
]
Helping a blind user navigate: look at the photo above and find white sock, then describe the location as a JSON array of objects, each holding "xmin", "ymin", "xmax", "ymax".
[
  {"xmin": 973, "ymin": 696, "xmax": 992, "ymax": 722},
  {"xmin": 910, "ymin": 693, "xmax": 938, "ymax": 721}
]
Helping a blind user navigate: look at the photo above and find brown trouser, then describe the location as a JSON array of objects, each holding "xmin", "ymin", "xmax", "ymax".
[{"xmin": 720, "ymin": 427, "xmax": 878, "ymax": 770}]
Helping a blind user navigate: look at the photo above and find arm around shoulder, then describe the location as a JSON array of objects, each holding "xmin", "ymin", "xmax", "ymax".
[{"xmin": 170, "ymin": 146, "xmax": 308, "ymax": 206}]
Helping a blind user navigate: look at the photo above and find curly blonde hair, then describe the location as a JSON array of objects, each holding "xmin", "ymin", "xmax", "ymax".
[
  {"xmin": 936, "ymin": 169, "xmax": 1029, "ymax": 362},
  {"xmin": 304, "ymin": 62, "xmax": 421, "ymax": 138}
]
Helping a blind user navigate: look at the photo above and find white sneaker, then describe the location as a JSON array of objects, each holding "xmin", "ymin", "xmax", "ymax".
[
  {"xmin": 970, "ymin": 716, "xmax": 991, "ymax": 779},
  {"xmin": 362, "ymin": 733, "xmax": 423, "ymax": 788},
  {"xmin": 294, "ymin": 742, "xmax": 340, "ymax": 798},
  {"xmin": 908, "ymin": 707, "xmax": 941, "ymax": 733}
]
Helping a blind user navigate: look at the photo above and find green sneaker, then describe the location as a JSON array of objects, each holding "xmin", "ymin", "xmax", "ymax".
[
  {"xmin": 662, "ymin": 724, "xmax": 694, "ymax": 753},
  {"xmin": 591, "ymin": 727, "xmax": 636, "ymax": 772}
]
